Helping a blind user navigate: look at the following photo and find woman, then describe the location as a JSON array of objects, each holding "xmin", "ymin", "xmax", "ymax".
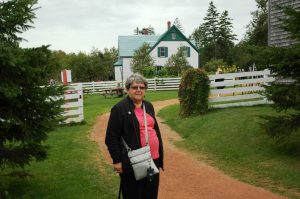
[{"xmin": 105, "ymin": 73, "xmax": 164, "ymax": 199}]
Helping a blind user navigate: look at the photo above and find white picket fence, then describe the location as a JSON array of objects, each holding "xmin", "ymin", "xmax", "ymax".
[
  {"xmin": 74, "ymin": 81, "xmax": 120, "ymax": 94},
  {"xmin": 72, "ymin": 78, "xmax": 182, "ymax": 94},
  {"xmin": 71, "ymin": 69, "xmax": 275, "ymax": 109},
  {"xmin": 147, "ymin": 77, "xmax": 181, "ymax": 90},
  {"xmin": 61, "ymin": 83, "xmax": 84, "ymax": 124},
  {"xmin": 209, "ymin": 69, "xmax": 274, "ymax": 108}
]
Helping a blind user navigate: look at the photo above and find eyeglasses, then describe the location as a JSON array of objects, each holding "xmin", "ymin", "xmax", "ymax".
[{"xmin": 130, "ymin": 86, "xmax": 146, "ymax": 91}]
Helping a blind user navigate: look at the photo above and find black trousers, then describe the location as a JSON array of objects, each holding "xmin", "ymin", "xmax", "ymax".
[{"xmin": 120, "ymin": 159, "xmax": 160, "ymax": 199}]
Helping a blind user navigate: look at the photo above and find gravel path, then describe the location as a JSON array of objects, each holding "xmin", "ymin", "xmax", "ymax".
[{"xmin": 91, "ymin": 99, "xmax": 286, "ymax": 199}]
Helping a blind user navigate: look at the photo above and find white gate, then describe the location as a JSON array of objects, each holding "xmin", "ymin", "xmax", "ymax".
[{"xmin": 61, "ymin": 83, "xmax": 84, "ymax": 123}]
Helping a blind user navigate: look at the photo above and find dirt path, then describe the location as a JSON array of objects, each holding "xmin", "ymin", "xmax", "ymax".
[{"xmin": 91, "ymin": 99, "xmax": 286, "ymax": 199}]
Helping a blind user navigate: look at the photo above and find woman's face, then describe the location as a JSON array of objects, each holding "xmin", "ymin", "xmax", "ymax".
[{"xmin": 127, "ymin": 81, "xmax": 146, "ymax": 104}]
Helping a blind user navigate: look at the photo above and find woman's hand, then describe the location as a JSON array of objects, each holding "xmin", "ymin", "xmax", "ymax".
[{"xmin": 113, "ymin": 162, "xmax": 123, "ymax": 174}]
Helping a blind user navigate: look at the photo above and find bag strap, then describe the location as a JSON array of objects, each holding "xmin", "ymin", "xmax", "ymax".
[
  {"xmin": 121, "ymin": 103, "xmax": 149, "ymax": 150},
  {"xmin": 143, "ymin": 104, "xmax": 152, "ymax": 167},
  {"xmin": 121, "ymin": 138, "xmax": 130, "ymax": 151},
  {"xmin": 143, "ymin": 104, "xmax": 149, "ymax": 145}
]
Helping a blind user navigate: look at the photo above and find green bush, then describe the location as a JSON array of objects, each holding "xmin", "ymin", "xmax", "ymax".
[
  {"xmin": 178, "ymin": 68, "xmax": 210, "ymax": 116},
  {"xmin": 142, "ymin": 66, "xmax": 156, "ymax": 78},
  {"xmin": 204, "ymin": 59, "xmax": 226, "ymax": 73},
  {"xmin": 156, "ymin": 67, "xmax": 168, "ymax": 77}
]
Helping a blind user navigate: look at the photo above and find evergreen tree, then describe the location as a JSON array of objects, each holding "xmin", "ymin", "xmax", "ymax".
[
  {"xmin": 217, "ymin": 11, "xmax": 236, "ymax": 44},
  {"xmin": 146, "ymin": 25, "xmax": 155, "ymax": 35},
  {"xmin": 232, "ymin": 0, "xmax": 268, "ymax": 70},
  {"xmin": 191, "ymin": 1, "xmax": 220, "ymax": 65},
  {"xmin": 216, "ymin": 10, "xmax": 237, "ymax": 64},
  {"xmin": 191, "ymin": 1, "xmax": 236, "ymax": 65},
  {"xmin": 202, "ymin": 1, "xmax": 220, "ymax": 45},
  {"xmin": 130, "ymin": 43, "xmax": 154, "ymax": 74},
  {"xmin": 244, "ymin": 0, "xmax": 268, "ymax": 46},
  {"xmin": 0, "ymin": 0, "xmax": 64, "ymax": 175},
  {"xmin": 260, "ymin": 6, "xmax": 300, "ymax": 144},
  {"xmin": 173, "ymin": 18, "xmax": 184, "ymax": 33},
  {"xmin": 190, "ymin": 24, "xmax": 206, "ymax": 48},
  {"xmin": 133, "ymin": 25, "xmax": 155, "ymax": 35},
  {"xmin": 280, "ymin": 5, "xmax": 300, "ymax": 41},
  {"xmin": 0, "ymin": 0, "xmax": 38, "ymax": 44}
]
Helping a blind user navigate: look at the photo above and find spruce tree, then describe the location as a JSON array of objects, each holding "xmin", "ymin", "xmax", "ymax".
[
  {"xmin": 244, "ymin": 0, "xmax": 268, "ymax": 46},
  {"xmin": 260, "ymin": 6, "xmax": 300, "ymax": 144},
  {"xmin": 191, "ymin": 1, "xmax": 236, "ymax": 65},
  {"xmin": 0, "ymin": 0, "xmax": 64, "ymax": 173},
  {"xmin": 173, "ymin": 18, "xmax": 184, "ymax": 33},
  {"xmin": 202, "ymin": 1, "xmax": 220, "ymax": 45},
  {"xmin": 216, "ymin": 10, "xmax": 237, "ymax": 64}
]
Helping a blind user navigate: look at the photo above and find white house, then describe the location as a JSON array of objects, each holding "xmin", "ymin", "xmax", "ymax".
[{"xmin": 114, "ymin": 23, "xmax": 200, "ymax": 81}]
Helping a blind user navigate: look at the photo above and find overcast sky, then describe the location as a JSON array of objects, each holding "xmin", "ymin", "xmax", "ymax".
[{"xmin": 20, "ymin": 0, "xmax": 258, "ymax": 53}]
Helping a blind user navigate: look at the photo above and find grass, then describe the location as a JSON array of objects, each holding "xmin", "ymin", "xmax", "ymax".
[
  {"xmin": 158, "ymin": 105, "xmax": 300, "ymax": 198},
  {"xmin": 0, "ymin": 91, "xmax": 178, "ymax": 198}
]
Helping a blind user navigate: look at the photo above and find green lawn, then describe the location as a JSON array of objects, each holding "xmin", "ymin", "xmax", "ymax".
[
  {"xmin": 0, "ymin": 91, "xmax": 178, "ymax": 199},
  {"xmin": 3, "ymin": 90, "xmax": 299, "ymax": 198},
  {"xmin": 158, "ymin": 105, "xmax": 300, "ymax": 199}
]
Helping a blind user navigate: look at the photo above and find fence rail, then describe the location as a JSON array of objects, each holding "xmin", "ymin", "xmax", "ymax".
[
  {"xmin": 71, "ymin": 69, "xmax": 275, "ymax": 108},
  {"xmin": 147, "ymin": 77, "xmax": 181, "ymax": 90}
]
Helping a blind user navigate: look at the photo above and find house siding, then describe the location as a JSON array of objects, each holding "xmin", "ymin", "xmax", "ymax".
[
  {"xmin": 150, "ymin": 41, "xmax": 198, "ymax": 67},
  {"xmin": 268, "ymin": 0, "xmax": 300, "ymax": 47},
  {"xmin": 115, "ymin": 58, "xmax": 133, "ymax": 82},
  {"xmin": 114, "ymin": 66, "xmax": 122, "ymax": 82}
]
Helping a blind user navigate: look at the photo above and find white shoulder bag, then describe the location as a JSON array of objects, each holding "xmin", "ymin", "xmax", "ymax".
[{"xmin": 121, "ymin": 104, "xmax": 159, "ymax": 181}]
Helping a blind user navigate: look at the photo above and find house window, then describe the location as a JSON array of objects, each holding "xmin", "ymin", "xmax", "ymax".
[
  {"xmin": 156, "ymin": 65, "xmax": 163, "ymax": 71},
  {"xmin": 180, "ymin": 46, "xmax": 190, "ymax": 57},
  {"xmin": 172, "ymin": 33, "xmax": 176, "ymax": 40},
  {"xmin": 158, "ymin": 47, "xmax": 168, "ymax": 58}
]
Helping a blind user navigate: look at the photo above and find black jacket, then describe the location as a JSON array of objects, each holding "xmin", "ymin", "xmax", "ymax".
[{"xmin": 105, "ymin": 96, "xmax": 164, "ymax": 173}]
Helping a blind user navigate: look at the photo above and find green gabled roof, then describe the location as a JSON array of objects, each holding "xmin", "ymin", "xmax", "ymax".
[
  {"xmin": 118, "ymin": 35, "xmax": 160, "ymax": 57},
  {"xmin": 150, "ymin": 25, "xmax": 199, "ymax": 53},
  {"xmin": 116, "ymin": 26, "xmax": 199, "ymax": 61},
  {"xmin": 114, "ymin": 58, "xmax": 123, "ymax": 66}
]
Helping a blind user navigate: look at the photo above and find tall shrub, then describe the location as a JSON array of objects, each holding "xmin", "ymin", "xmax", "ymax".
[
  {"xmin": 178, "ymin": 68, "xmax": 210, "ymax": 116},
  {"xmin": 164, "ymin": 47, "xmax": 192, "ymax": 76},
  {"xmin": 130, "ymin": 43, "xmax": 154, "ymax": 75}
]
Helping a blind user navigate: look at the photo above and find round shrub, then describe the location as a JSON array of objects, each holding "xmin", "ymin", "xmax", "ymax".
[{"xmin": 178, "ymin": 68, "xmax": 210, "ymax": 116}]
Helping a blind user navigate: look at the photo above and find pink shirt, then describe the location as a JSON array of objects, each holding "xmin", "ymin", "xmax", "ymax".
[{"xmin": 134, "ymin": 107, "xmax": 160, "ymax": 159}]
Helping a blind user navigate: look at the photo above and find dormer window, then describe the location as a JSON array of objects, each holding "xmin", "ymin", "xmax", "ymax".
[{"xmin": 172, "ymin": 33, "xmax": 176, "ymax": 40}]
